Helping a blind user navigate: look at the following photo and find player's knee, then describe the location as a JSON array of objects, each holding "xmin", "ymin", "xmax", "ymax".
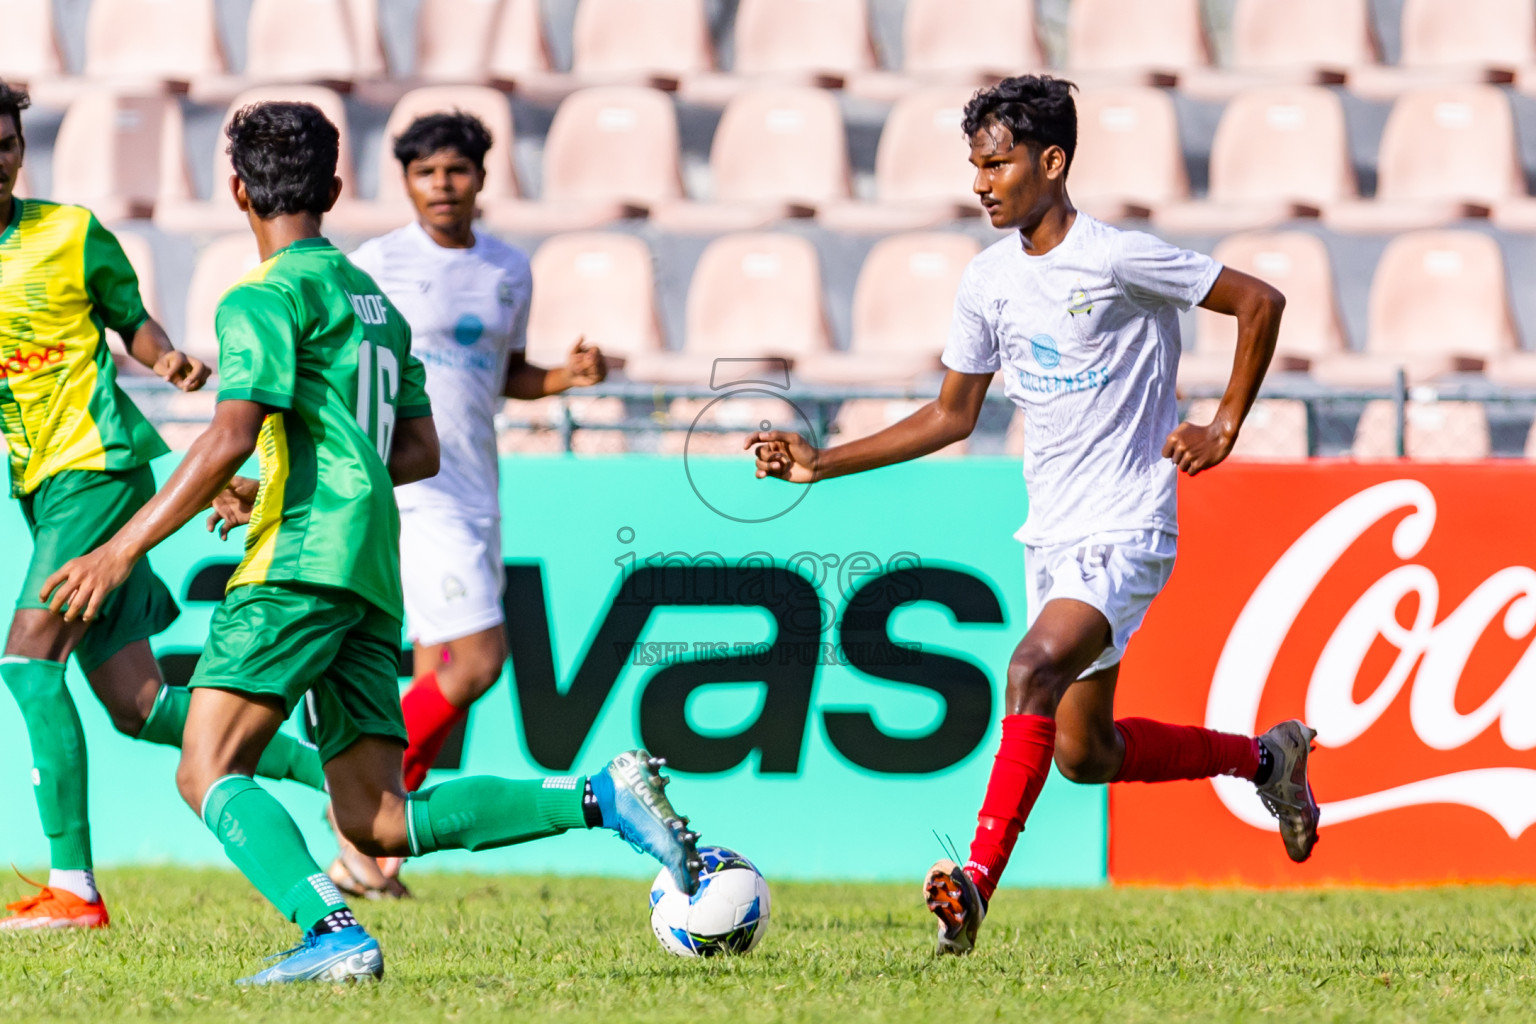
[
  {"xmin": 1005, "ymin": 646, "xmax": 1072, "ymax": 717},
  {"xmin": 174, "ymin": 757, "xmax": 208, "ymax": 813}
]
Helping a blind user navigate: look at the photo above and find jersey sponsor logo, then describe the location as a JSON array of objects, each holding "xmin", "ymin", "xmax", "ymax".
[
  {"xmin": 418, "ymin": 346, "xmax": 497, "ymax": 373},
  {"xmin": 0, "ymin": 341, "xmax": 67, "ymax": 379},
  {"xmin": 1029, "ymin": 333, "xmax": 1061, "ymax": 369},
  {"xmin": 348, "ymin": 292, "xmax": 389, "ymax": 325},
  {"xmin": 453, "ymin": 314, "xmax": 485, "ymax": 347},
  {"xmin": 1015, "ymin": 366, "xmax": 1110, "ymax": 394}
]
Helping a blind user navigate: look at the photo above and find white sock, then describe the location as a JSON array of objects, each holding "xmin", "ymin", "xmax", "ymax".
[{"xmin": 48, "ymin": 869, "xmax": 97, "ymax": 903}]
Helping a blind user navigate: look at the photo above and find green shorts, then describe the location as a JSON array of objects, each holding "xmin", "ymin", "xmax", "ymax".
[
  {"xmin": 189, "ymin": 582, "xmax": 406, "ymax": 764},
  {"xmin": 18, "ymin": 464, "xmax": 180, "ymax": 675}
]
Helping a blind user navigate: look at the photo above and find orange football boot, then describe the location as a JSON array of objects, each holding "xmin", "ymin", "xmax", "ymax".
[{"xmin": 0, "ymin": 878, "xmax": 110, "ymax": 931}]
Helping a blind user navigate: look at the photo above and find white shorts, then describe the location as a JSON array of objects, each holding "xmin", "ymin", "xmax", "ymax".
[
  {"xmin": 399, "ymin": 506, "xmax": 505, "ymax": 647},
  {"xmin": 1023, "ymin": 528, "xmax": 1177, "ymax": 677}
]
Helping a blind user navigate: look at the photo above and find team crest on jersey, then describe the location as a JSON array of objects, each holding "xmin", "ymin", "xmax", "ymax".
[
  {"xmin": 1067, "ymin": 285, "xmax": 1093, "ymax": 316},
  {"xmin": 1029, "ymin": 333, "xmax": 1061, "ymax": 369}
]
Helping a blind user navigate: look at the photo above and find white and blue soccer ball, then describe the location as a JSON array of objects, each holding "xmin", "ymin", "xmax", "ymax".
[{"xmin": 649, "ymin": 846, "xmax": 770, "ymax": 957}]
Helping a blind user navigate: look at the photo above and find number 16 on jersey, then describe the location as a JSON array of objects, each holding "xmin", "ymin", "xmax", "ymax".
[{"xmin": 356, "ymin": 340, "xmax": 399, "ymax": 461}]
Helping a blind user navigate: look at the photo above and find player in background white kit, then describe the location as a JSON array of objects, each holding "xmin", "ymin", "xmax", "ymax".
[
  {"xmin": 746, "ymin": 76, "xmax": 1320, "ymax": 955},
  {"xmin": 342, "ymin": 112, "xmax": 607, "ymax": 896}
]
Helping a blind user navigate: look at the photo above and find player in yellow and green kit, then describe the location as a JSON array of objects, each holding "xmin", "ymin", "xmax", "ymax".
[
  {"xmin": 0, "ymin": 82, "xmax": 327, "ymax": 930},
  {"xmin": 46, "ymin": 101, "xmax": 703, "ymax": 983}
]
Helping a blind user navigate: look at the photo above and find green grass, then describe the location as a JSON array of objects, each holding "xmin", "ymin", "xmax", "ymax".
[{"xmin": 4, "ymin": 869, "xmax": 1536, "ymax": 1023}]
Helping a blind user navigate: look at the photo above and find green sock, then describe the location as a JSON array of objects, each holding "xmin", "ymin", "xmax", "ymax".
[
  {"xmin": 405, "ymin": 776, "xmax": 589, "ymax": 856},
  {"xmin": 201, "ymin": 774, "xmax": 347, "ymax": 930},
  {"xmin": 1, "ymin": 656, "xmax": 92, "ymax": 870},
  {"xmin": 139, "ymin": 685, "xmax": 326, "ymax": 791}
]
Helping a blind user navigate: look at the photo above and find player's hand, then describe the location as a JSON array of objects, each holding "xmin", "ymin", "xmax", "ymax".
[
  {"xmin": 566, "ymin": 337, "xmax": 607, "ymax": 387},
  {"xmin": 745, "ymin": 429, "xmax": 818, "ymax": 483},
  {"xmin": 40, "ymin": 543, "xmax": 135, "ymax": 623},
  {"xmin": 206, "ymin": 476, "xmax": 258, "ymax": 540},
  {"xmin": 1163, "ymin": 417, "xmax": 1236, "ymax": 476},
  {"xmin": 154, "ymin": 349, "xmax": 211, "ymax": 392}
]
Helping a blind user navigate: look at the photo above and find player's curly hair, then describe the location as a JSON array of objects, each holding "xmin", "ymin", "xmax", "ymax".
[
  {"xmin": 963, "ymin": 75, "xmax": 1078, "ymax": 172},
  {"xmin": 0, "ymin": 80, "xmax": 30, "ymax": 150},
  {"xmin": 393, "ymin": 112, "xmax": 493, "ymax": 172},
  {"xmin": 225, "ymin": 101, "xmax": 340, "ymax": 219}
]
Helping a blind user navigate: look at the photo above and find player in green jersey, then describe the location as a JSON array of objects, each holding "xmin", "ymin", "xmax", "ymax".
[
  {"xmin": 0, "ymin": 81, "xmax": 326, "ymax": 931},
  {"xmin": 43, "ymin": 101, "xmax": 703, "ymax": 983}
]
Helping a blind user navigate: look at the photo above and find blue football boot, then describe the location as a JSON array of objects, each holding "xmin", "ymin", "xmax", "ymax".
[
  {"xmin": 591, "ymin": 750, "xmax": 703, "ymax": 894},
  {"xmin": 236, "ymin": 925, "xmax": 384, "ymax": 985}
]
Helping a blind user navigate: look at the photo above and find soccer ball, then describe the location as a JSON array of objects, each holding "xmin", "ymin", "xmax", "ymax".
[{"xmin": 649, "ymin": 846, "xmax": 770, "ymax": 957}]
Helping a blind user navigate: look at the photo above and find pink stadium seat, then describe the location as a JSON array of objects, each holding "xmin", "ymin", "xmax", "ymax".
[
  {"xmin": 1325, "ymin": 85, "xmax": 1523, "ymax": 232},
  {"xmin": 486, "ymin": 0, "xmax": 553, "ymax": 81},
  {"xmin": 1156, "ymin": 87, "xmax": 1354, "ymax": 233},
  {"xmin": 1069, "ymin": 88, "xmax": 1188, "ymax": 222},
  {"xmin": 244, "ymin": 0, "xmax": 362, "ymax": 84},
  {"xmin": 1352, "ymin": 401, "xmax": 1492, "ymax": 460},
  {"xmin": 184, "ymin": 234, "xmax": 264, "ymax": 366},
  {"xmin": 156, "ymin": 86, "xmax": 358, "ymax": 235},
  {"xmin": 485, "ymin": 86, "xmax": 681, "ymax": 234},
  {"xmin": 346, "ymin": 0, "xmax": 387, "ymax": 78},
  {"xmin": 799, "ymin": 232, "xmax": 979, "ymax": 385},
  {"xmin": 1180, "ymin": 0, "xmax": 1378, "ymax": 98},
  {"xmin": 0, "ymin": 0, "xmax": 64, "ymax": 83},
  {"xmin": 414, "ymin": 0, "xmax": 506, "ymax": 81},
  {"xmin": 629, "ymin": 233, "xmax": 830, "ymax": 382},
  {"xmin": 526, "ymin": 233, "xmax": 663, "ymax": 372},
  {"xmin": 1319, "ymin": 230, "xmax": 1517, "ymax": 385},
  {"xmin": 1187, "ymin": 399, "xmax": 1310, "ymax": 459},
  {"xmin": 1067, "ymin": 0, "xmax": 1210, "ymax": 84},
  {"xmin": 653, "ymin": 86, "xmax": 849, "ymax": 233},
  {"xmin": 50, "ymin": 90, "xmax": 175, "ymax": 222},
  {"xmin": 83, "ymin": 0, "xmax": 225, "ymax": 89},
  {"xmin": 571, "ymin": 0, "xmax": 713, "ymax": 83},
  {"xmin": 346, "ymin": 85, "xmax": 521, "ymax": 234},
  {"xmin": 818, "ymin": 87, "xmax": 981, "ymax": 232},
  {"xmin": 1402, "ymin": 0, "xmax": 1532, "ymax": 74},
  {"xmin": 683, "ymin": 0, "xmax": 874, "ymax": 103},
  {"xmin": 1185, "ymin": 232, "xmax": 1345, "ymax": 386},
  {"xmin": 849, "ymin": 0, "xmax": 1046, "ymax": 100}
]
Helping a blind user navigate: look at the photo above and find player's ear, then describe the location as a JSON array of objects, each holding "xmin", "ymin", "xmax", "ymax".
[
  {"xmin": 229, "ymin": 174, "xmax": 250, "ymax": 212},
  {"xmin": 323, "ymin": 175, "xmax": 342, "ymax": 213},
  {"xmin": 1042, "ymin": 145, "xmax": 1067, "ymax": 182}
]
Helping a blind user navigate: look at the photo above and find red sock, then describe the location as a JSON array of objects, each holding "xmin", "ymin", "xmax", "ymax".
[
  {"xmin": 400, "ymin": 672, "xmax": 466, "ymax": 792},
  {"xmin": 1112, "ymin": 718, "xmax": 1260, "ymax": 783},
  {"xmin": 964, "ymin": 714, "xmax": 1056, "ymax": 903}
]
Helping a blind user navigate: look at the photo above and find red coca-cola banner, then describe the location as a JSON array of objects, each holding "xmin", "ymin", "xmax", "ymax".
[{"xmin": 1113, "ymin": 462, "xmax": 1536, "ymax": 885}]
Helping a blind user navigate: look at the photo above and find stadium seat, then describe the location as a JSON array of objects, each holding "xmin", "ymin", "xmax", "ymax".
[
  {"xmin": 484, "ymin": 86, "xmax": 681, "ymax": 234},
  {"xmin": 571, "ymin": 0, "xmax": 714, "ymax": 86},
  {"xmin": 156, "ymin": 86, "xmax": 358, "ymax": 235},
  {"xmin": 414, "ymin": 0, "xmax": 505, "ymax": 81},
  {"xmin": 818, "ymin": 87, "xmax": 981, "ymax": 233},
  {"xmin": 1185, "ymin": 232, "xmax": 1346, "ymax": 386},
  {"xmin": 0, "ymin": 0, "xmax": 64, "ymax": 85},
  {"xmin": 525, "ymin": 233, "xmax": 663, "ymax": 372},
  {"xmin": 486, "ymin": 0, "xmax": 554, "ymax": 82},
  {"xmin": 1179, "ymin": 0, "xmax": 1377, "ymax": 98},
  {"xmin": 244, "ymin": 0, "xmax": 364, "ymax": 85},
  {"xmin": 1352, "ymin": 400, "xmax": 1492, "ymax": 459},
  {"xmin": 1317, "ymin": 230, "xmax": 1517, "ymax": 385},
  {"xmin": 1325, "ymin": 85, "xmax": 1523, "ymax": 232},
  {"xmin": 346, "ymin": 85, "xmax": 521, "ymax": 235},
  {"xmin": 682, "ymin": 0, "xmax": 876, "ymax": 104},
  {"xmin": 1069, "ymin": 88, "xmax": 1188, "ymax": 222},
  {"xmin": 652, "ymin": 86, "xmax": 849, "ymax": 233},
  {"xmin": 184, "ymin": 234, "xmax": 264, "ymax": 366},
  {"xmin": 1187, "ymin": 398, "xmax": 1310, "ymax": 459},
  {"xmin": 82, "ymin": 0, "xmax": 225, "ymax": 92},
  {"xmin": 629, "ymin": 233, "xmax": 830, "ymax": 382},
  {"xmin": 799, "ymin": 232, "xmax": 979, "ymax": 384},
  {"xmin": 1155, "ymin": 87, "xmax": 1354, "ymax": 233},
  {"xmin": 847, "ymin": 0, "xmax": 1046, "ymax": 100},
  {"xmin": 1066, "ymin": 0, "xmax": 1210, "ymax": 86},
  {"xmin": 346, "ymin": 0, "xmax": 388, "ymax": 79},
  {"xmin": 1355, "ymin": 0, "xmax": 1532, "ymax": 97},
  {"xmin": 50, "ymin": 90, "xmax": 176, "ymax": 222}
]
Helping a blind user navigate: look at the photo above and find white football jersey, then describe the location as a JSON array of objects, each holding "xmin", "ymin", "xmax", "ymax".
[
  {"xmin": 942, "ymin": 213, "xmax": 1222, "ymax": 546},
  {"xmin": 349, "ymin": 222, "xmax": 532, "ymax": 518}
]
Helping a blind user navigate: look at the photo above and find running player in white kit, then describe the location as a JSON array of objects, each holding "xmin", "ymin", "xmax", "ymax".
[
  {"xmin": 746, "ymin": 76, "xmax": 1320, "ymax": 955},
  {"xmin": 342, "ymin": 112, "xmax": 606, "ymax": 896}
]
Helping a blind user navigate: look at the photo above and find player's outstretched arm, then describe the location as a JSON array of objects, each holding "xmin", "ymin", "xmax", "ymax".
[
  {"xmin": 746, "ymin": 369, "xmax": 993, "ymax": 484},
  {"xmin": 389, "ymin": 414, "xmax": 440, "ymax": 486},
  {"xmin": 502, "ymin": 338, "xmax": 607, "ymax": 400},
  {"xmin": 125, "ymin": 316, "xmax": 211, "ymax": 392},
  {"xmin": 1164, "ymin": 267, "xmax": 1285, "ymax": 476},
  {"xmin": 41, "ymin": 399, "xmax": 268, "ymax": 622}
]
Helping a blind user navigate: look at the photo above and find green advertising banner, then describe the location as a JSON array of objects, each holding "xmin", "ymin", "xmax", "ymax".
[{"xmin": 0, "ymin": 454, "xmax": 1107, "ymax": 887}]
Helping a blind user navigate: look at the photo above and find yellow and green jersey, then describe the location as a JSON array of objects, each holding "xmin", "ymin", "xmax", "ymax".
[
  {"xmin": 0, "ymin": 198, "xmax": 167, "ymax": 496},
  {"xmin": 216, "ymin": 237, "xmax": 431, "ymax": 620}
]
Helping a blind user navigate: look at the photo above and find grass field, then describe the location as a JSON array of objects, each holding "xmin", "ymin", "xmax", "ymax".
[{"xmin": 4, "ymin": 868, "xmax": 1536, "ymax": 1023}]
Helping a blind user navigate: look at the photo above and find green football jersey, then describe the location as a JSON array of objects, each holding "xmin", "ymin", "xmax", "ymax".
[{"xmin": 215, "ymin": 237, "xmax": 430, "ymax": 619}]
